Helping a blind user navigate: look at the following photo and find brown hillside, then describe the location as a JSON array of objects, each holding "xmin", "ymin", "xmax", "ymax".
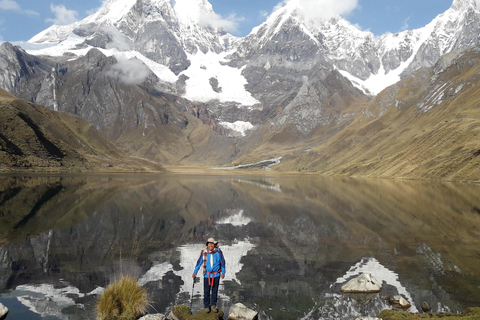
[
  {"xmin": 0, "ymin": 89, "xmax": 165, "ymax": 172},
  {"xmin": 276, "ymin": 47, "xmax": 480, "ymax": 181}
]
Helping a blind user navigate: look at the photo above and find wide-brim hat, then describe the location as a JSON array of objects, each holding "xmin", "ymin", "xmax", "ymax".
[{"xmin": 206, "ymin": 237, "xmax": 218, "ymax": 246}]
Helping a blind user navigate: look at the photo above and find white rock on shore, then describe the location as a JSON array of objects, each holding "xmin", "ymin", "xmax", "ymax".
[
  {"xmin": 138, "ymin": 314, "xmax": 166, "ymax": 320},
  {"xmin": 227, "ymin": 303, "xmax": 258, "ymax": 320},
  {"xmin": 0, "ymin": 303, "xmax": 9, "ymax": 320}
]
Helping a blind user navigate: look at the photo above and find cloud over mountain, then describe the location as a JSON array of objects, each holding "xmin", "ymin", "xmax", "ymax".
[
  {"xmin": 107, "ymin": 56, "xmax": 151, "ymax": 85},
  {"xmin": 46, "ymin": 4, "xmax": 78, "ymax": 25},
  {"xmin": 276, "ymin": 0, "xmax": 359, "ymax": 21}
]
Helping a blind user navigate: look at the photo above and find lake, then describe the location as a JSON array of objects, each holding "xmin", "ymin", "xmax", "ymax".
[{"xmin": 0, "ymin": 173, "xmax": 480, "ymax": 320}]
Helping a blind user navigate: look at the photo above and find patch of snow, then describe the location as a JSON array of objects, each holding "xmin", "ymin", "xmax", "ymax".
[
  {"xmin": 29, "ymin": 24, "xmax": 77, "ymax": 44},
  {"xmin": 26, "ymin": 33, "xmax": 89, "ymax": 56},
  {"xmin": 181, "ymin": 51, "xmax": 260, "ymax": 106},
  {"xmin": 83, "ymin": 0, "xmax": 137, "ymax": 25},
  {"xmin": 219, "ymin": 121, "xmax": 254, "ymax": 136}
]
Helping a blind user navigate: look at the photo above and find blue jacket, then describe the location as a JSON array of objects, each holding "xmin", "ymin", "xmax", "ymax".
[{"xmin": 194, "ymin": 249, "xmax": 226, "ymax": 278}]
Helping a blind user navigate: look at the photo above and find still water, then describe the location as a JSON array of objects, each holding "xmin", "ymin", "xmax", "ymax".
[{"xmin": 0, "ymin": 173, "xmax": 480, "ymax": 320}]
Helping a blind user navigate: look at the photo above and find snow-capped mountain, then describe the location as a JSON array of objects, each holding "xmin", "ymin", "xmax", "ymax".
[
  {"xmin": 233, "ymin": 0, "xmax": 480, "ymax": 95},
  {"xmin": 22, "ymin": 0, "xmax": 480, "ymax": 103},
  {"xmin": 26, "ymin": 0, "xmax": 258, "ymax": 107},
  {"xmin": 1, "ymin": 0, "xmax": 480, "ymax": 166}
]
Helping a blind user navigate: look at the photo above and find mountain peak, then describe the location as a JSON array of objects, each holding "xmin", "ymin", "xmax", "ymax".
[{"xmin": 451, "ymin": 0, "xmax": 478, "ymax": 11}]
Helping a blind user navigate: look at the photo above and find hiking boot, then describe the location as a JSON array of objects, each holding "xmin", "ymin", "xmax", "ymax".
[
  {"xmin": 204, "ymin": 308, "xmax": 211, "ymax": 314},
  {"xmin": 211, "ymin": 305, "xmax": 218, "ymax": 313}
]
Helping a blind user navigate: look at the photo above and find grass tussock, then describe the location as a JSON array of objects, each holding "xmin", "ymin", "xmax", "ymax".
[{"xmin": 97, "ymin": 275, "xmax": 148, "ymax": 320}]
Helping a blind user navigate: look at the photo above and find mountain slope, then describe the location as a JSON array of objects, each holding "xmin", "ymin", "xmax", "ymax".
[
  {"xmin": 0, "ymin": 43, "xmax": 241, "ymax": 165},
  {"xmin": 274, "ymin": 46, "xmax": 480, "ymax": 181},
  {"xmin": 0, "ymin": 88, "xmax": 165, "ymax": 172},
  {"xmin": 231, "ymin": 0, "xmax": 480, "ymax": 95},
  {"xmin": 1, "ymin": 0, "xmax": 480, "ymax": 178}
]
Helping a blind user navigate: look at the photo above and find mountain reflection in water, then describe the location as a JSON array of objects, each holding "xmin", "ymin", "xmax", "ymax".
[{"xmin": 0, "ymin": 173, "xmax": 480, "ymax": 320}]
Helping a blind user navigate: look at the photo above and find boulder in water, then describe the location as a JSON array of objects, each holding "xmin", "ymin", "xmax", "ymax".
[{"xmin": 227, "ymin": 303, "xmax": 258, "ymax": 320}]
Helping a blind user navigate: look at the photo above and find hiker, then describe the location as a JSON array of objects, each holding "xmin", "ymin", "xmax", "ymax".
[{"xmin": 192, "ymin": 238, "xmax": 226, "ymax": 314}]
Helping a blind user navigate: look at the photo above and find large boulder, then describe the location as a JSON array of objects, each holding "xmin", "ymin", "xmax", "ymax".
[
  {"xmin": 421, "ymin": 301, "xmax": 432, "ymax": 312},
  {"xmin": 227, "ymin": 303, "xmax": 258, "ymax": 320},
  {"xmin": 340, "ymin": 273, "xmax": 382, "ymax": 293},
  {"xmin": 0, "ymin": 303, "xmax": 8, "ymax": 320}
]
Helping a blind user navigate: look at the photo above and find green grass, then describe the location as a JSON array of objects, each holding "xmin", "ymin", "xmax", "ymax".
[
  {"xmin": 96, "ymin": 275, "xmax": 148, "ymax": 320},
  {"xmin": 171, "ymin": 305, "xmax": 224, "ymax": 320},
  {"xmin": 378, "ymin": 308, "xmax": 480, "ymax": 320}
]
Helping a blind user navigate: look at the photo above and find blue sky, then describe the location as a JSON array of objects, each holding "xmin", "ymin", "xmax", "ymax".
[{"xmin": 0, "ymin": 0, "xmax": 456, "ymax": 42}]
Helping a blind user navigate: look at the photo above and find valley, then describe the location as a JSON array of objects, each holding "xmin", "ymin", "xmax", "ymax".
[{"xmin": 0, "ymin": 0, "xmax": 480, "ymax": 181}]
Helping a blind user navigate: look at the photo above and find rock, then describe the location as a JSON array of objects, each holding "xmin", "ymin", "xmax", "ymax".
[
  {"xmin": 340, "ymin": 273, "xmax": 382, "ymax": 293},
  {"xmin": 0, "ymin": 303, "xmax": 8, "ymax": 320},
  {"xmin": 355, "ymin": 318, "xmax": 381, "ymax": 320},
  {"xmin": 138, "ymin": 314, "xmax": 166, "ymax": 320},
  {"xmin": 227, "ymin": 303, "xmax": 258, "ymax": 320},
  {"xmin": 387, "ymin": 295, "xmax": 411, "ymax": 309},
  {"xmin": 421, "ymin": 301, "xmax": 432, "ymax": 312}
]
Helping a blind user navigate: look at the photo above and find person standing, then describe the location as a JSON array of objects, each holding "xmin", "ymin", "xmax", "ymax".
[{"xmin": 192, "ymin": 238, "xmax": 226, "ymax": 313}]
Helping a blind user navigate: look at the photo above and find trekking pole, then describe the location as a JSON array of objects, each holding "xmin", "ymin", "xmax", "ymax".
[{"xmin": 190, "ymin": 277, "xmax": 196, "ymax": 310}]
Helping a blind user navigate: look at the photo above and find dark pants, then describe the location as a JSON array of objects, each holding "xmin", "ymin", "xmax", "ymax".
[{"xmin": 203, "ymin": 276, "xmax": 220, "ymax": 309}]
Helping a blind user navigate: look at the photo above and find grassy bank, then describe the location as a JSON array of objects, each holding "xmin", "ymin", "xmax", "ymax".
[{"xmin": 379, "ymin": 308, "xmax": 480, "ymax": 320}]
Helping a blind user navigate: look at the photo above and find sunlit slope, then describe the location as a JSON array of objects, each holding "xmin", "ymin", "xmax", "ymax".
[
  {"xmin": 0, "ymin": 88, "xmax": 164, "ymax": 172},
  {"xmin": 276, "ymin": 47, "xmax": 480, "ymax": 181}
]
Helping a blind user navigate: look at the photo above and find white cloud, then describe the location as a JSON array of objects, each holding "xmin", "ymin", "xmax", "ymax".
[
  {"xmin": 101, "ymin": 25, "xmax": 132, "ymax": 51},
  {"xmin": 107, "ymin": 56, "xmax": 151, "ymax": 85},
  {"xmin": 46, "ymin": 4, "xmax": 78, "ymax": 25},
  {"xmin": 25, "ymin": 9, "xmax": 40, "ymax": 16},
  {"xmin": 280, "ymin": 0, "xmax": 359, "ymax": 22},
  {"xmin": 401, "ymin": 16, "xmax": 411, "ymax": 31},
  {"xmin": 0, "ymin": 0, "xmax": 19, "ymax": 11},
  {"xmin": 476, "ymin": 0, "xmax": 480, "ymax": 9},
  {"xmin": 198, "ymin": 11, "xmax": 244, "ymax": 34},
  {"xmin": 259, "ymin": 10, "xmax": 269, "ymax": 18},
  {"xmin": 0, "ymin": 0, "xmax": 39, "ymax": 15}
]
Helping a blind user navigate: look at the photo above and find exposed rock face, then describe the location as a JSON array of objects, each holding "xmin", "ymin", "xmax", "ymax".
[
  {"xmin": 0, "ymin": 42, "xmax": 50, "ymax": 99},
  {"xmin": 0, "ymin": 43, "xmax": 240, "ymax": 165},
  {"xmin": 227, "ymin": 303, "xmax": 258, "ymax": 320},
  {"xmin": 340, "ymin": 273, "xmax": 382, "ymax": 293},
  {"xmin": 0, "ymin": 88, "xmax": 164, "ymax": 172}
]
